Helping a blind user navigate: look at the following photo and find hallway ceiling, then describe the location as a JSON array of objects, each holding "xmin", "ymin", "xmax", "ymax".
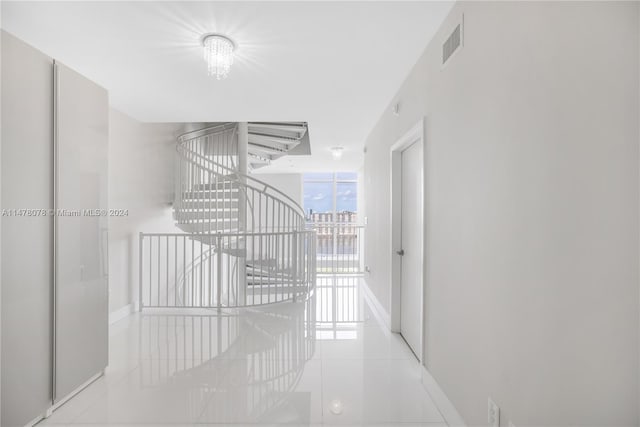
[{"xmin": 1, "ymin": 1, "xmax": 453, "ymax": 172}]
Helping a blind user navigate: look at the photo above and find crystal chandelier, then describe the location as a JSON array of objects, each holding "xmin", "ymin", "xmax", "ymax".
[{"xmin": 202, "ymin": 34, "xmax": 235, "ymax": 80}]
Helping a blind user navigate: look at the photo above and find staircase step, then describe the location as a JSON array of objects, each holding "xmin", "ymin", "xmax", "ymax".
[
  {"xmin": 246, "ymin": 259, "xmax": 279, "ymax": 269},
  {"xmin": 248, "ymin": 137, "xmax": 299, "ymax": 154},
  {"xmin": 246, "ymin": 261, "xmax": 294, "ymax": 277},
  {"xmin": 220, "ymin": 247, "xmax": 247, "ymax": 257},
  {"xmin": 191, "ymin": 182, "xmax": 239, "ymax": 191},
  {"xmin": 182, "ymin": 189, "xmax": 239, "ymax": 199},
  {"xmin": 177, "ymin": 220, "xmax": 239, "ymax": 233},
  {"xmin": 248, "ymin": 151, "xmax": 271, "ymax": 164},
  {"xmin": 178, "ymin": 200, "xmax": 239, "ymax": 209},
  {"xmin": 246, "ymin": 281, "xmax": 306, "ymax": 292},
  {"xmin": 249, "ymin": 163, "xmax": 270, "ymax": 170},
  {"xmin": 247, "ymin": 268, "xmax": 294, "ymax": 279},
  {"xmin": 247, "ymin": 276, "xmax": 294, "ymax": 285},
  {"xmin": 248, "ymin": 145, "xmax": 289, "ymax": 160},
  {"xmin": 248, "ymin": 122, "xmax": 308, "ymax": 137},
  {"xmin": 188, "ymin": 236, "xmax": 248, "ymax": 255},
  {"xmin": 187, "ymin": 232, "xmax": 241, "ymax": 244},
  {"xmin": 175, "ymin": 210, "xmax": 237, "ymax": 221}
]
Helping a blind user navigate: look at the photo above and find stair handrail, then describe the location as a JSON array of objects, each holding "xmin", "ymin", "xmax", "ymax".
[{"xmin": 177, "ymin": 122, "xmax": 237, "ymax": 141}]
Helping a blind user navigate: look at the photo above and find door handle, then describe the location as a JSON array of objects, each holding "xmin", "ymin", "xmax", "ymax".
[{"xmin": 396, "ymin": 249, "xmax": 405, "ymax": 256}]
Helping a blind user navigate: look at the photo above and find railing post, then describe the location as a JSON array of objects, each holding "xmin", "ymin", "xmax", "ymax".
[
  {"xmin": 237, "ymin": 122, "xmax": 248, "ymax": 232},
  {"xmin": 216, "ymin": 233, "xmax": 222, "ymax": 309},
  {"xmin": 332, "ymin": 224, "xmax": 337, "ymax": 273},
  {"xmin": 237, "ymin": 122, "xmax": 248, "ymax": 305},
  {"xmin": 359, "ymin": 226, "xmax": 364, "ymax": 274},
  {"xmin": 312, "ymin": 232, "xmax": 317, "ymax": 288},
  {"xmin": 138, "ymin": 232, "xmax": 143, "ymax": 312},
  {"xmin": 237, "ymin": 122, "xmax": 248, "ymax": 176},
  {"xmin": 306, "ymin": 232, "xmax": 314, "ymax": 294},
  {"xmin": 292, "ymin": 230, "xmax": 298, "ymax": 301}
]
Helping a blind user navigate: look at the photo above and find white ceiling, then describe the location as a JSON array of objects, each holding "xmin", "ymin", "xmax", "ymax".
[{"xmin": 1, "ymin": 1, "xmax": 453, "ymax": 173}]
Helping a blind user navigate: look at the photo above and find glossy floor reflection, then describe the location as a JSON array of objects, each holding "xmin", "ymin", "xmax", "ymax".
[{"xmin": 40, "ymin": 277, "xmax": 447, "ymax": 426}]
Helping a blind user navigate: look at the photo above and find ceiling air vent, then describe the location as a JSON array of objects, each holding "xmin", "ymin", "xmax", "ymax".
[{"xmin": 442, "ymin": 21, "xmax": 462, "ymax": 65}]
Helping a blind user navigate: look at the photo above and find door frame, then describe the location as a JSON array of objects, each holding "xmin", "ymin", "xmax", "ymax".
[{"xmin": 389, "ymin": 118, "xmax": 425, "ymax": 363}]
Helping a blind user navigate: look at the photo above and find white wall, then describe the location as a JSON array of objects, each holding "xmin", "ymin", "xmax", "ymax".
[
  {"xmin": 252, "ymin": 173, "xmax": 303, "ymax": 208},
  {"xmin": 108, "ymin": 109, "xmax": 183, "ymax": 314},
  {"xmin": 363, "ymin": 2, "xmax": 639, "ymax": 425}
]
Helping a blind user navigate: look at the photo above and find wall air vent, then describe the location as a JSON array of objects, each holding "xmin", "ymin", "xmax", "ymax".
[{"xmin": 442, "ymin": 19, "xmax": 463, "ymax": 65}]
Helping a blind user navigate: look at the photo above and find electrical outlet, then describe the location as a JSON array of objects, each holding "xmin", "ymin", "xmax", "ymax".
[
  {"xmin": 509, "ymin": 422, "xmax": 516, "ymax": 427},
  {"xmin": 488, "ymin": 398, "xmax": 500, "ymax": 427}
]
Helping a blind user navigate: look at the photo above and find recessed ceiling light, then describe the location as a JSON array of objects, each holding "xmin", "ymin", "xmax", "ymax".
[
  {"xmin": 330, "ymin": 146, "xmax": 344, "ymax": 160},
  {"xmin": 202, "ymin": 33, "xmax": 235, "ymax": 80},
  {"xmin": 329, "ymin": 399, "xmax": 343, "ymax": 415}
]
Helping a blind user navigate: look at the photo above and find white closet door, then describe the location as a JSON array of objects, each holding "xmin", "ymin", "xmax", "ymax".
[
  {"xmin": 54, "ymin": 62, "xmax": 109, "ymax": 402},
  {"xmin": 1, "ymin": 31, "xmax": 54, "ymax": 427}
]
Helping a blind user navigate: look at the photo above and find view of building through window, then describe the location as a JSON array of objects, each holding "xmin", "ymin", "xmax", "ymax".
[
  {"xmin": 304, "ymin": 172, "xmax": 362, "ymax": 273},
  {"xmin": 303, "ymin": 172, "xmax": 358, "ymax": 224}
]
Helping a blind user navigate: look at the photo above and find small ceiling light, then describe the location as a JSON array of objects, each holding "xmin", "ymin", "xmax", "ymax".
[
  {"xmin": 330, "ymin": 146, "xmax": 344, "ymax": 160},
  {"xmin": 202, "ymin": 34, "xmax": 235, "ymax": 80},
  {"xmin": 329, "ymin": 399, "xmax": 343, "ymax": 415}
]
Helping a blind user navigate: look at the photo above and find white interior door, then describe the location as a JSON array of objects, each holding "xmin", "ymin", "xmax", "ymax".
[{"xmin": 400, "ymin": 141, "xmax": 423, "ymax": 358}]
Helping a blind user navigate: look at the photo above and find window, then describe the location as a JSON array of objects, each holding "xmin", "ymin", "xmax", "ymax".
[
  {"xmin": 304, "ymin": 172, "xmax": 362, "ymax": 275},
  {"xmin": 303, "ymin": 172, "xmax": 358, "ymax": 224}
]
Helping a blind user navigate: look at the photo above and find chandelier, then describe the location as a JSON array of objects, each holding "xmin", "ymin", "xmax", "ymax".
[{"xmin": 202, "ymin": 34, "xmax": 235, "ymax": 80}]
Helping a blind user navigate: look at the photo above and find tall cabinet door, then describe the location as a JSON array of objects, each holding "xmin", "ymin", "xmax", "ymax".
[
  {"xmin": 1, "ymin": 31, "xmax": 54, "ymax": 427},
  {"xmin": 54, "ymin": 62, "xmax": 109, "ymax": 402}
]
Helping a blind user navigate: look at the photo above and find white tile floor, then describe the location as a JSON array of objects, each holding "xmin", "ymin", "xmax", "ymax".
[{"xmin": 39, "ymin": 277, "xmax": 447, "ymax": 426}]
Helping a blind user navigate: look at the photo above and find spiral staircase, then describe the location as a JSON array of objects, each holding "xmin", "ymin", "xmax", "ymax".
[{"xmin": 139, "ymin": 122, "xmax": 316, "ymax": 310}]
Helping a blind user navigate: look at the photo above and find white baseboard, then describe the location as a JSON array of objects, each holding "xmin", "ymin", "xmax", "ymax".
[
  {"xmin": 360, "ymin": 278, "xmax": 391, "ymax": 330},
  {"xmin": 109, "ymin": 303, "xmax": 134, "ymax": 325},
  {"xmin": 420, "ymin": 365, "xmax": 467, "ymax": 426}
]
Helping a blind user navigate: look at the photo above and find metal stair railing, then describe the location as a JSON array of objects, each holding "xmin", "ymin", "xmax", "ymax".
[
  {"xmin": 139, "ymin": 231, "xmax": 316, "ymax": 308},
  {"xmin": 174, "ymin": 123, "xmax": 305, "ymax": 233},
  {"xmin": 140, "ymin": 122, "xmax": 316, "ymax": 309}
]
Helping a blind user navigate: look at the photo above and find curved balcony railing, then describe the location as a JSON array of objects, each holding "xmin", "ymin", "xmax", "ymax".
[{"xmin": 139, "ymin": 231, "xmax": 316, "ymax": 308}]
